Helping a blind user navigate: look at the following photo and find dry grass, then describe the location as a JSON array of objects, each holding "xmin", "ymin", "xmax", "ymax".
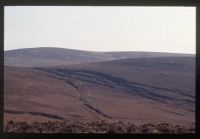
[{"xmin": 4, "ymin": 120, "xmax": 195, "ymax": 133}]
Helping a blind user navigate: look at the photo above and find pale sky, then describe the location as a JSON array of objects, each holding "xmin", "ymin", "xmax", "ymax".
[{"xmin": 4, "ymin": 6, "xmax": 196, "ymax": 54}]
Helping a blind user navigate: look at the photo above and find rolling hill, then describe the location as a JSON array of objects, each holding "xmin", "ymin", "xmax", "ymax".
[
  {"xmin": 4, "ymin": 47, "xmax": 195, "ymax": 132},
  {"xmin": 4, "ymin": 47, "xmax": 194, "ymax": 67}
]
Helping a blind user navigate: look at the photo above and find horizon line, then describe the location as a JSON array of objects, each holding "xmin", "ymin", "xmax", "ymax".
[{"xmin": 4, "ymin": 47, "xmax": 196, "ymax": 55}]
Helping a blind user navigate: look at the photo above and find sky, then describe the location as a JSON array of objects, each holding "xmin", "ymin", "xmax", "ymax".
[{"xmin": 4, "ymin": 6, "xmax": 196, "ymax": 54}]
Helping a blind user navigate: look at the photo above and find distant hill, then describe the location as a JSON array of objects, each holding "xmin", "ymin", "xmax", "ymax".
[
  {"xmin": 4, "ymin": 47, "xmax": 112, "ymax": 67},
  {"xmin": 4, "ymin": 47, "xmax": 194, "ymax": 67}
]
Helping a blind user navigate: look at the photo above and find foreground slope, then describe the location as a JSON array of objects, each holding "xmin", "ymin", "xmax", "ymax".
[{"xmin": 4, "ymin": 56, "xmax": 195, "ymax": 127}]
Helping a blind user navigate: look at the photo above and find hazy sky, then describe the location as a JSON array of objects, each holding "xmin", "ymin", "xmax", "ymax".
[{"xmin": 4, "ymin": 6, "xmax": 196, "ymax": 54}]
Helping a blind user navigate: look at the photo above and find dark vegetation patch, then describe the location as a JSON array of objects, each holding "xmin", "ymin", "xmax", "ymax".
[
  {"xmin": 5, "ymin": 110, "xmax": 65, "ymax": 120},
  {"xmin": 36, "ymin": 68, "xmax": 195, "ymax": 110},
  {"xmin": 4, "ymin": 120, "xmax": 195, "ymax": 133}
]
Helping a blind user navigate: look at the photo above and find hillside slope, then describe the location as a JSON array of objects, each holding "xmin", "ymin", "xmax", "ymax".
[
  {"xmin": 4, "ymin": 56, "xmax": 195, "ymax": 126},
  {"xmin": 4, "ymin": 47, "xmax": 194, "ymax": 67}
]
